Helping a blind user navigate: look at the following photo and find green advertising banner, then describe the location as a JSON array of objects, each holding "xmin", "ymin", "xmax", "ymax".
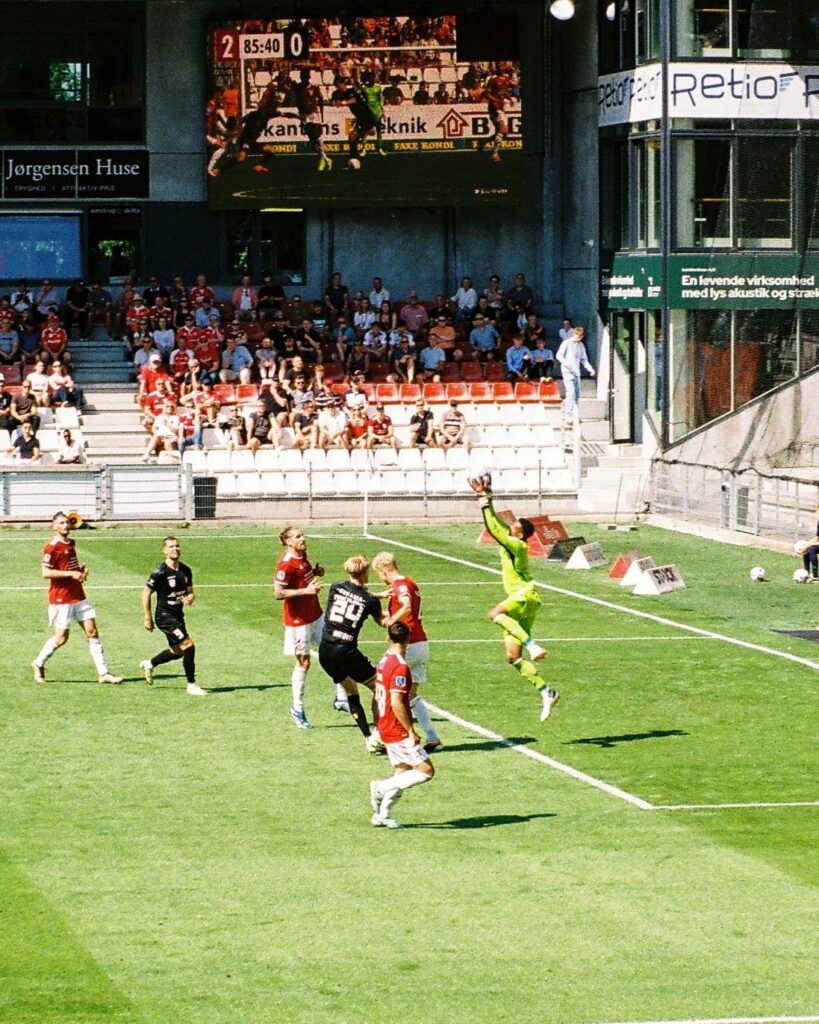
[{"xmin": 602, "ymin": 253, "xmax": 819, "ymax": 309}]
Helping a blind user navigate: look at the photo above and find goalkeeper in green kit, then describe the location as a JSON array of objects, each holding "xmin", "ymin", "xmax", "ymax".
[
  {"xmin": 346, "ymin": 68, "xmax": 386, "ymax": 163},
  {"xmin": 469, "ymin": 473, "xmax": 560, "ymax": 721}
]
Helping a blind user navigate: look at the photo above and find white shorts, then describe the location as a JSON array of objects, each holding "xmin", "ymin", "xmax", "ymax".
[
  {"xmin": 405, "ymin": 640, "xmax": 429, "ymax": 684},
  {"xmin": 48, "ymin": 599, "xmax": 97, "ymax": 630},
  {"xmin": 385, "ymin": 737, "xmax": 430, "ymax": 768},
  {"xmin": 283, "ymin": 615, "xmax": 324, "ymax": 657}
]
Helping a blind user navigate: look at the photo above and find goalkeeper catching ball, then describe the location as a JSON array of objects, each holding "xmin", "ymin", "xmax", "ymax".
[{"xmin": 469, "ymin": 473, "xmax": 560, "ymax": 721}]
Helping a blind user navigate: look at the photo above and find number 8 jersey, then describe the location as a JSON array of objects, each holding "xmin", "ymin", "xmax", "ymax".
[{"xmin": 320, "ymin": 580, "xmax": 382, "ymax": 646}]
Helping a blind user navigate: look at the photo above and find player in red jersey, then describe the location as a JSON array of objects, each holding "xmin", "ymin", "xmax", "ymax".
[
  {"xmin": 368, "ymin": 622, "xmax": 435, "ymax": 829},
  {"xmin": 372, "ymin": 551, "xmax": 441, "ymax": 752},
  {"xmin": 31, "ymin": 511, "xmax": 122, "ymax": 685},
  {"xmin": 482, "ymin": 64, "xmax": 517, "ymax": 163},
  {"xmin": 274, "ymin": 525, "xmax": 337, "ymax": 730}
]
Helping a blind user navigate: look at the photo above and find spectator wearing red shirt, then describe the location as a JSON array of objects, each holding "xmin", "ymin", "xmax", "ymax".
[
  {"xmin": 190, "ymin": 274, "xmax": 215, "ymax": 308},
  {"xmin": 367, "ymin": 403, "xmax": 397, "ymax": 451},
  {"xmin": 39, "ymin": 314, "xmax": 72, "ymax": 368},
  {"xmin": 231, "ymin": 275, "xmax": 259, "ymax": 320}
]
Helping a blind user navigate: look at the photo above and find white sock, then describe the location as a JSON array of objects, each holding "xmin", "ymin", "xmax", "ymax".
[
  {"xmin": 88, "ymin": 637, "xmax": 108, "ymax": 674},
  {"xmin": 411, "ymin": 696, "xmax": 439, "ymax": 742},
  {"xmin": 379, "ymin": 769, "xmax": 431, "ymax": 816},
  {"xmin": 291, "ymin": 665, "xmax": 307, "ymax": 712},
  {"xmin": 335, "ymin": 683, "xmax": 348, "ymax": 702},
  {"xmin": 35, "ymin": 637, "xmax": 59, "ymax": 666},
  {"xmin": 526, "ymin": 641, "xmax": 545, "ymax": 659}
]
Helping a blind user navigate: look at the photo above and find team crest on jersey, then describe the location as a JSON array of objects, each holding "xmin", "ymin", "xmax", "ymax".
[
  {"xmin": 168, "ymin": 577, "xmax": 177, "ymax": 588},
  {"xmin": 394, "ymin": 674, "xmax": 408, "ymax": 690},
  {"xmin": 276, "ymin": 569, "xmax": 286, "ymax": 581}
]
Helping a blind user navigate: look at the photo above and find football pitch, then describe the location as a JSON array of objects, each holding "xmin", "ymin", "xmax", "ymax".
[{"xmin": 1, "ymin": 520, "xmax": 817, "ymax": 1024}]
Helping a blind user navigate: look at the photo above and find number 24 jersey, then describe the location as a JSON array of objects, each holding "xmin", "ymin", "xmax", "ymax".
[{"xmin": 321, "ymin": 581, "xmax": 382, "ymax": 645}]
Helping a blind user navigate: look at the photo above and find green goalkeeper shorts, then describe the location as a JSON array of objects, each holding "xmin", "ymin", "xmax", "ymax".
[{"xmin": 502, "ymin": 583, "xmax": 542, "ymax": 638}]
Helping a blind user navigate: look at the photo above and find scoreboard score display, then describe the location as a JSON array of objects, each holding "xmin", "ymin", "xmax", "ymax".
[{"xmin": 205, "ymin": 14, "xmax": 524, "ymax": 209}]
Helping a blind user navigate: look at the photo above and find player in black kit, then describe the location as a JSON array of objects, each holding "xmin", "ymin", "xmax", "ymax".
[
  {"xmin": 140, "ymin": 537, "xmax": 206, "ymax": 696},
  {"xmin": 318, "ymin": 554, "xmax": 386, "ymax": 752}
]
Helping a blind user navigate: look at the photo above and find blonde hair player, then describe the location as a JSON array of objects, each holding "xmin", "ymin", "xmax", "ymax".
[
  {"xmin": 372, "ymin": 551, "xmax": 441, "ymax": 753},
  {"xmin": 32, "ymin": 511, "xmax": 122, "ymax": 685}
]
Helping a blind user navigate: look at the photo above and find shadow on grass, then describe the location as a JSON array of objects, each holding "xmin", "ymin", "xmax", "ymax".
[
  {"xmin": 408, "ymin": 812, "xmax": 557, "ymax": 830},
  {"xmin": 565, "ymin": 728, "xmax": 688, "ymax": 749},
  {"xmin": 206, "ymin": 683, "xmax": 285, "ymax": 694},
  {"xmin": 428, "ymin": 736, "xmax": 537, "ymax": 753}
]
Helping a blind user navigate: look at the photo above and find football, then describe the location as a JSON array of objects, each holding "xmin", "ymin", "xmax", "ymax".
[
  {"xmin": 793, "ymin": 540, "xmax": 808, "ymax": 555},
  {"xmin": 348, "ymin": 158, "xmax": 361, "ymax": 171},
  {"xmin": 468, "ymin": 469, "xmax": 492, "ymax": 493},
  {"xmin": 749, "ymin": 566, "xmax": 767, "ymax": 582},
  {"xmin": 792, "ymin": 568, "xmax": 810, "ymax": 583}
]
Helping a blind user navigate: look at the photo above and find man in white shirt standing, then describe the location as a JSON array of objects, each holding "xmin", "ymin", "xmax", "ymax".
[{"xmin": 556, "ymin": 325, "xmax": 595, "ymax": 427}]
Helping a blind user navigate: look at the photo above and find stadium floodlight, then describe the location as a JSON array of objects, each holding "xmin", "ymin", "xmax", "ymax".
[{"xmin": 549, "ymin": 0, "xmax": 576, "ymax": 19}]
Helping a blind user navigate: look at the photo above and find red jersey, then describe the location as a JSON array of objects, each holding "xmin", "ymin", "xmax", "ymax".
[
  {"xmin": 388, "ymin": 575, "xmax": 427, "ymax": 644},
  {"xmin": 349, "ymin": 419, "xmax": 368, "ymax": 440},
  {"xmin": 176, "ymin": 325, "xmax": 202, "ymax": 348},
  {"xmin": 196, "ymin": 340, "xmax": 220, "ymax": 370},
  {"xmin": 42, "ymin": 537, "xmax": 86, "ymax": 605},
  {"xmin": 145, "ymin": 387, "xmax": 170, "ymax": 415},
  {"xmin": 171, "ymin": 348, "xmax": 195, "ymax": 376},
  {"xmin": 126, "ymin": 304, "xmax": 150, "ymax": 331},
  {"xmin": 275, "ymin": 551, "xmax": 322, "ymax": 626},
  {"xmin": 41, "ymin": 325, "xmax": 68, "ymax": 354},
  {"xmin": 368, "ymin": 414, "xmax": 392, "ymax": 437},
  {"xmin": 190, "ymin": 285, "xmax": 215, "ymax": 307},
  {"xmin": 375, "ymin": 651, "xmax": 413, "ymax": 744},
  {"xmin": 140, "ymin": 366, "xmax": 169, "ymax": 393}
]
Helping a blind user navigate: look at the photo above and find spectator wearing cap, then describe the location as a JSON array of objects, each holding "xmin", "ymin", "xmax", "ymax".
[
  {"xmin": 437, "ymin": 399, "xmax": 471, "ymax": 452},
  {"xmin": 219, "ymin": 335, "xmax": 253, "ymax": 385},
  {"xmin": 138, "ymin": 352, "xmax": 170, "ymax": 404},
  {"xmin": 409, "ymin": 398, "xmax": 436, "ymax": 448},
  {"xmin": 34, "ymin": 279, "xmax": 61, "ymax": 323},
  {"xmin": 367, "ymin": 403, "xmax": 398, "ymax": 451},
  {"xmin": 318, "ymin": 396, "xmax": 350, "ymax": 450},
  {"xmin": 231, "ymin": 274, "xmax": 259, "ymax": 321},
  {"xmin": 0, "ymin": 319, "xmax": 20, "ymax": 366},
  {"xmin": 39, "ymin": 313, "xmax": 72, "ymax": 369}
]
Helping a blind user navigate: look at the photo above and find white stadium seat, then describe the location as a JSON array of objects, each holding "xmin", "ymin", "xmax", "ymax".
[
  {"xmin": 284, "ymin": 471, "xmax": 310, "ymax": 494},
  {"xmin": 426, "ymin": 469, "xmax": 454, "ymax": 492},
  {"xmin": 326, "ymin": 448, "xmax": 352, "ymax": 471},
  {"xmin": 216, "ymin": 473, "xmax": 240, "ymax": 496},
  {"xmin": 206, "ymin": 450, "xmax": 232, "ymax": 473},
  {"xmin": 310, "ymin": 471, "xmax": 339, "ymax": 496},
  {"xmin": 446, "ymin": 447, "xmax": 470, "ymax": 471},
  {"xmin": 36, "ymin": 429, "xmax": 59, "ymax": 451},
  {"xmin": 397, "ymin": 448, "xmax": 422, "ymax": 470},
  {"xmin": 422, "ymin": 448, "xmax": 446, "ymax": 470},
  {"xmin": 253, "ymin": 448, "xmax": 280, "ymax": 471},
  {"xmin": 334, "ymin": 470, "xmax": 362, "ymax": 495},
  {"xmin": 54, "ymin": 408, "xmax": 80, "ymax": 428},
  {"xmin": 237, "ymin": 473, "xmax": 265, "ymax": 496},
  {"xmin": 373, "ymin": 447, "xmax": 400, "ymax": 469},
  {"xmin": 303, "ymin": 448, "xmax": 327, "ymax": 471},
  {"xmin": 350, "ymin": 449, "xmax": 374, "ymax": 472},
  {"xmin": 231, "ymin": 450, "xmax": 255, "ymax": 472},
  {"xmin": 494, "ymin": 468, "xmax": 539, "ymax": 492},
  {"xmin": 260, "ymin": 472, "xmax": 288, "ymax": 495},
  {"xmin": 182, "ymin": 450, "xmax": 207, "ymax": 473},
  {"xmin": 277, "ymin": 449, "xmax": 304, "ymax": 472},
  {"xmin": 379, "ymin": 470, "xmax": 411, "ymax": 494}
]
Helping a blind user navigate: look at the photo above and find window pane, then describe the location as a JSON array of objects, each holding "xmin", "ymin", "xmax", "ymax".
[
  {"xmin": 693, "ymin": 309, "xmax": 732, "ymax": 427},
  {"xmin": 689, "ymin": 1, "xmax": 731, "ymax": 56},
  {"xmin": 225, "ymin": 212, "xmax": 254, "ymax": 278},
  {"xmin": 674, "ymin": 138, "xmax": 731, "ymax": 248},
  {"xmin": 0, "ymin": 215, "xmax": 81, "ymax": 278},
  {"xmin": 737, "ymin": 138, "xmax": 792, "ymax": 248},
  {"xmin": 736, "ymin": 309, "xmax": 796, "ymax": 401},
  {"xmin": 635, "ymin": 0, "xmax": 661, "ymax": 61},
  {"xmin": 737, "ymin": 0, "xmax": 792, "ymax": 57},
  {"xmin": 600, "ymin": 137, "xmax": 628, "ymax": 251},
  {"xmin": 800, "ymin": 310, "xmax": 819, "ymax": 373},
  {"xmin": 635, "ymin": 138, "xmax": 661, "ymax": 248},
  {"xmin": 806, "ymin": 9, "xmax": 819, "ymax": 61},
  {"xmin": 260, "ymin": 213, "xmax": 305, "ymax": 284},
  {"xmin": 806, "ymin": 138, "xmax": 819, "ymax": 249}
]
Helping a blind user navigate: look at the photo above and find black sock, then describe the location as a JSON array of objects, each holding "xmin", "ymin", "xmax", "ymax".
[
  {"xmin": 182, "ymin": 646, "xmax": 196, "ymax": 683},
  {"xmin": 151, "ymin": 649, "xmax": 180, "ymax": 667},
  {"xmin": 347, "ymin": 694, "xmax": 371, "ymax": 737},
  {"xmin": 371, "ymin": 696, "xmax": 380, "ymax": 731}
]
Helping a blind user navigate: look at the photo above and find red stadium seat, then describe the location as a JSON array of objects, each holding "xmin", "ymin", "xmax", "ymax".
[
  {"xmin": 331, "ymin": 382, "xmax": 348, "ymax": 397},
  {"xmin": 445, "ymin": 382, "xmax": 468, "ymax": 401},
  {"xmin": 484, "ymin": 361, "xmax": 506, "ymax": 382},
  {"xmin": 469, "ymin": 381, "xmax": 493, "ymax": 402},
  {"xmin": 244, "ymin": 322, "xmax": 264, "ymax": 342},
  {"xmin": 461, "ymin": 361, "xmax": 483, "ymax": 382},
  {"xmin": 493, "ymin": 382, "xmax": 515, "ymax": 402},
  {"xmin": 400, "ymin": 383, "xmax": 422, "ymax": 403},
  {"xmin": 213, "ymin": 384, "xmax": 236, "ymax": 404},
  {"xmin": 323, "ymin": 362, "xmax": 344, "ymax": 381},
  {"xmin": 218, "ymin": 302, "xmax": 235, "ymax": 320},
  {"xmin": 236, "ymin": 384, "xmax": 259, "ymax": 404},
  {"xmin": 375, "ymin": 382, "xmax": 399, "ymax": 402},
  {"xmin": 439, "ymin": 362, "xmax": 461, "ymax": 382},
  {"xmin": 3, "ymin": 366, "xmax": 22, "ymax": 385},
  {"xmin": 360, "ymin": 383, "xmax": 375, "ymax": 401},
  {"xmin": 370, "ymin": 364, "xmax": 390, "ymax": 383},
  {"xmin": 514, "ymin": 382, "xmax": 538, "ymax": 402},
  {"xmin": 539, "ymin": 378, "xmax": 562, "ymax": 403},
  {"xmin": 423, "ymin": 382, "xmax": 445, "ymax": 403}
]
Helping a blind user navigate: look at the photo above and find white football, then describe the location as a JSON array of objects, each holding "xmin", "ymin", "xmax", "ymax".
[
  {"xmin": 794, "ymin": 540, "xmax": 808, "ymax": 555},
  {"xmin": 793, "ymin": 568, "xmax": 810, "ymax": 583},
  {"xmin": 348, "ymin": 158, "xmax": 361, "ymax": 171},
  {"xmin": 749, "ymin": 566, "xmax": 767, "ymax": 582}
]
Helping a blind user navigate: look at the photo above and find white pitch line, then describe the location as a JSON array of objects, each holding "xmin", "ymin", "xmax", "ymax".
[
  {"xmin": 580, "ymin": 1017, "xmax": 819, "ymax": 1024},
  {"xmin": 423, "ymin": 701, "xmax": 655, "ymax": 810},
  {"xmin": 363, "ymin": 530, "xmax": 819, "ymax": 672},
  {"xmin": 655, "ymin": 801, "xmax": 819, "ymax": 811}
]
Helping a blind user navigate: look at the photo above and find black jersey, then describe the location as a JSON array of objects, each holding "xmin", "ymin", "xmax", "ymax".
[
  {"xmin": 320, "ymin": 580, "xmax": 382, "ymax": 646},
  {"xmin": 146, "ymin": 561, "xmax": 193, "ymax": 613}
]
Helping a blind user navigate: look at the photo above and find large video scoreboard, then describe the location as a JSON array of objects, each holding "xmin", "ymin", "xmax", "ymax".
[{"xmin": 206, "ymin": 14, "xmax": 522, "ymax": 208}]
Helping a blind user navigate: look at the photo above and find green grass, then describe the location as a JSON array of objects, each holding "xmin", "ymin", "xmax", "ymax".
[{"xmin": 1, "ymin": 521, "xmax": 817, "ymax": 1024}]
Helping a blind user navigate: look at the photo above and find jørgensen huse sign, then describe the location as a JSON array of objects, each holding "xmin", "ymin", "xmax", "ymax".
[{"xmin": 1, "ymin": 150, "xmax": 150, "ymax": 199}]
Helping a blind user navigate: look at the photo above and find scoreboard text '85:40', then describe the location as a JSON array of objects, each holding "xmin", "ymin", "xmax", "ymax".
[{"xmin": 214, "ymin": 26, "xmax": 309, "ymax": 64}]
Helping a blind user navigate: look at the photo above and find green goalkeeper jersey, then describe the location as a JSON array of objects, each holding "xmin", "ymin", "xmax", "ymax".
[
  {"xmin": 360, "ymin": 83, "xmax": 384, "ymax": 120},
  {"xmin": 481, "ymin": 498, "xmax": 532, "ymax": 596}
]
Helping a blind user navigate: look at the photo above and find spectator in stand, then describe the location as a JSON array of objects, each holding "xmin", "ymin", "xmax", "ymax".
[
  {"xmin": 469, "ymin": 313, "xmax": 500, "ymax": 361},
  {"xmin": 294, "ymin": 319, "xmax": 323, "ymax": 364},
  {"xmin": 556, "ymin": 324, "xmax": 595, "ymax": 426},
  {"xmin": 324, "ymin": 272, "xmax": 349, "ymax": 325},
  {"xmin": 330, "ymin": 315, "xmax": 356, "ymax": 363},
  {"xmin": 0, "ymin": 297, "xmax": 13, "ymax": 326},
  {"xmin": 167, "ymin": 275, "xmax": 188, "ymax": 310},
  {"xmin": 177, "ymin": 402, "xmax": 204, "ymax": 454},
  {"xmin": 256, "ymin": 272, "xmax": 286, "ymax": 319},
  {"xmin": 133, "ymin": 337, "xmax": 161, "ymax": 381},
  {"xmin": 506, "ymin": 273, "xmax": 534, "ymax": 314},
  {"xmin": 220, "ymin": 335, "xmax": 253, "ymax": 384},
  {"xmin": 181, "ymin": 358, "xmax": 211, "ymax": 398},
  {"xmin": 259, "ymin": 378, "xmax": 291, "ymax": 428},
  {"xmin": 124, "ymin": 294, "xmax": 150, "ymax": 349},
  {"xmin": 428, "ymin": 294, "xmax": 450, "ymax": 322},
  {"xmin": 27, "ymin": 360, "xmax": 51, "ymax": 407},
  {"xmin": 63, "ymin": 280, "xmax": 92, "ymax": 338},
  {"xmin": 11, "ymin": 279, "xmax": 34, "ymax": 316},
  {"xmin": 451, "ymin": 276, "xmax": 478, "ymax": 321},
  {"xmin": 471, "ymin": 295, "xmax": 497, "ymax": 323},
  {"xmin": 190, "ymin": 273, "xmax": 215, "ymax": 309},
  {"xmin": 348, "ymin": 404, "xmax": 369, "ymax": 448},
  {"xmin": 195, "ymin": 327, "xmax": 221, "ymax": 384},
  {"xmin": 390, "ymin": 331, "xmax": 416, "ymax": 384},
  {"xmin": 47, "ymin": 362, "xmax": 84, "ymax": 409},
  {"xmin": 174, "ymin": 296, "xmax": 194, "ymax": 328},
  {"xmin": 11, "ymin": 379, "xmax": 41, "ymax": 434},
  {"xmin": 349, "ymin": 290, "xmax": 366, "ymax": 315},
  {"xmin": 529, "ymin": 337, "xmax": 555, "ymax": 380},
  {"xmin": 34, "ymin": 279, "xmax": 61, "ymax": 322},
  {"xmin": 87, "ymin": 280, "xmax": 113, "ymax": 334},
  {"xmin": 369, "ymin": 277, "xmax": 391, "ymax": 309},
  {"xmin": 56, "ymin": 428, "xmax": 84, "ymax": 464},
  {"xmin": 558, "ymin": 318, "xmax": 575, "ymax": 343},
  {"xmin": 345, "ymin": 373, "xmax": 369, "ymax": 413},
  {"xmin": 142, "ymin": 275, "xmax": 169, "ymax": 310},
  {"xmin": 183, "ymin": 378, "xmax": 221, "ymax": 428},
  {"xmin": 287, "ymin": 373, "xmax": 314, "ymax": 422},
  {"xmin": 292, "ymin": 398, "xmax": 319, "ymax": 449},
  {"xmin": 318, "ymin": 395, "xmax": 350, "ymax": 449},
  {"xmin": 147, "ymin": 294, "xmax": 174, "ymax": 331},
  {"xmin": 367, "ymin": 403, "xmax": 398, "ymax": 451},
  {"xmin": 169, "ymin": 337, "xmax": 197, "ymax": 387},
  {"xmin": 427, "ymin": 314, "xmax": 457, "ymax": 360},
  {"xmin": 231, "ymin": 274, "xmax": 259, "ymax": 320},
  {"xmin": 279, "ymin": 353, "xmax": 308, "ymax": 388},
  {"xmin": 138, "ymin": 353, "xmax": 171, "ymax": 407},
  {"xmin": 151, "ymin": 315, "xmax": 176, "ymax": 363},
  {"xmin": 247, "ymin": 399, "xmax": 283, "ymax": 452},
  {"xmin": 39, "ymin": 313, "xmax": 72, "ymax": 369},
  {"xmin": 309, "ymin": 300, "xmax": 329, "ymax": 338},
  {"xmin": 399, "ymin": 292, "xmax": 429, "ymax": 342},
  {"xmin": 175, "ymin": 313, "xmax": 199, "ymax": 350},
  {"xmin": 484, "ymin": 274, "xmax": 504, "ymax": 310},
  {"xmin": 9, "ymin": 421, "xmax": 40, "ymax": 462},
  {"xmin": 222, "ymin": 406, "xmax": 248, "ymax": 451},
  {"xmin": 418, "ymin": 334, "xmax": 447, "ymax": 382},
  {"xmin": 255, "ymin": 336, "xmax": 278, "ymax": 383},
  {"xmin": 506, "ymin": 334, "xmax": 532, "ymax": 383},
  {"xmin": 286, "ymin": 294, "xmax": 307, "ymax": 329},
  {"xmin": 522, "ymin": 313, "xmax": 546, "ymax": 349},
  {"xmin": 353, "ymin": 297, "xmax": 376, "ymax": 338},
  {"xmin": 437, "ymin": 399, "xmax": 471, "ymax": 452},
  {"xmin": 362, "ymin": 322, "xmax": 388, "ymax": 360},
  {"xmin": 142, "ymin": 399, "xmax": 180, "ymax": 461},
  {"xmin": 18, "ymin": 312, "xmax": 41, "ymax": 372},
  {"xmin": 115, "ymin": 278, "xmax": 136, "ymax": 337},
  {"xmin": 376, "ymin": 300, "xmax": 396, "ymax": 334},
  {"xmin": 0, "ymin": 374, "xmax": 15, "ymax": 432},
  {"xmin": 195, "ymin": 298, "xmax": 220, "ymax": 328},
  {"xmin": 0, "ymin": 319, "xmax": 20, "ymax": 367},
  {"xmin": 140, "ymin": 374, "xmax": 176, "ymax": 430},
  {"xmin": 409, "ymin": 398, "xmax": 436, "ymax": 448},
  {"xmin": 346, "ymin": 339, "xmax": 370, "ymax": 379}
]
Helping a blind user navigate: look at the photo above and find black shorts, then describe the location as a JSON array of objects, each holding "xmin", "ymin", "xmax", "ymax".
[
  {"xmin": 156, "ymin": 609, "xmax": 189, "ymax": 647},
  {"xmin": 318, "ymin": 641, "xmax": 374, "ymax": 685}
]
